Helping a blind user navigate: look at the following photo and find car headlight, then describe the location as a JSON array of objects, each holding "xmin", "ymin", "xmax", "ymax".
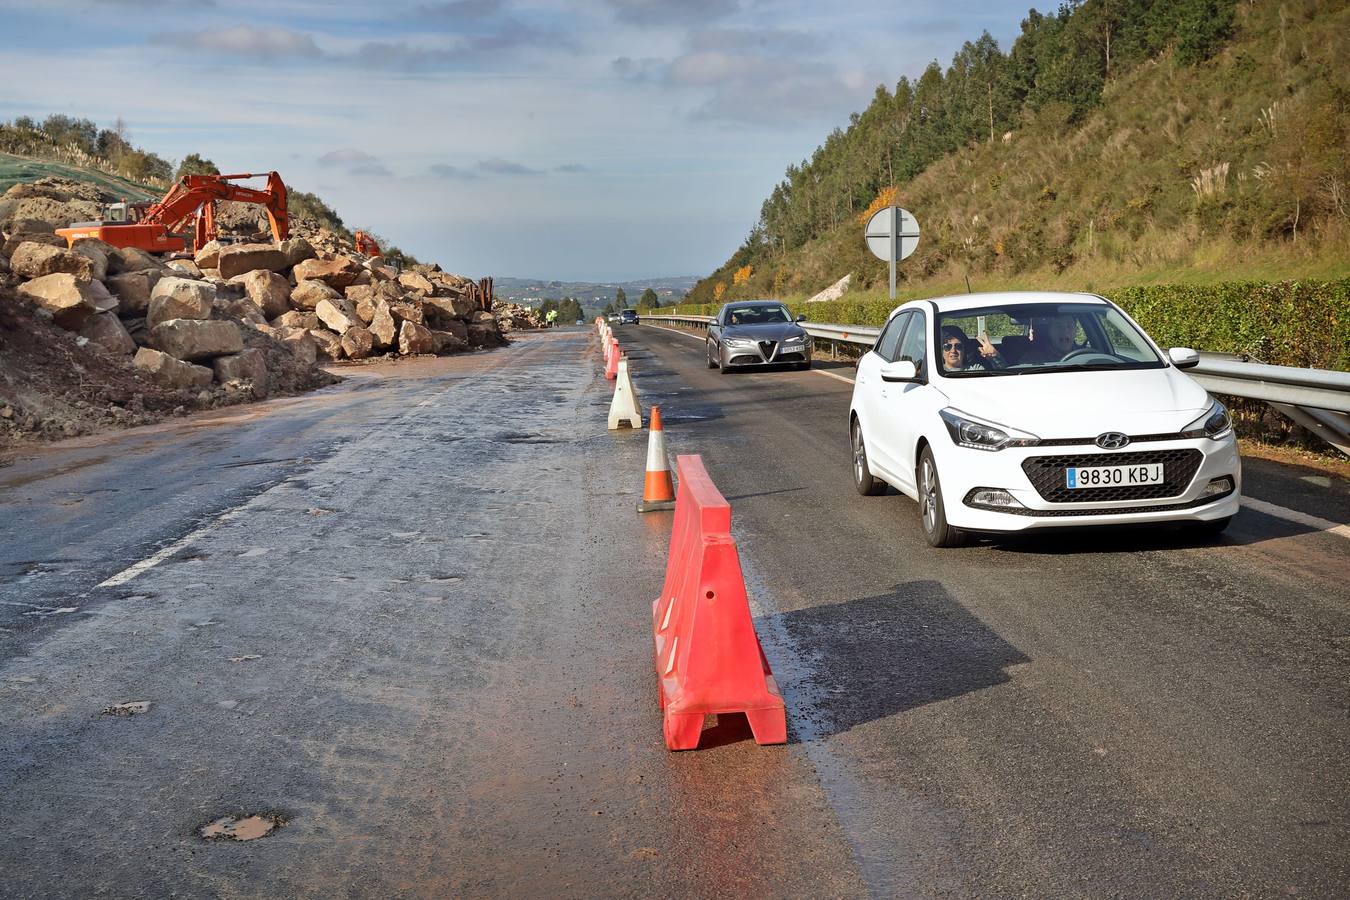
[
  {"xmin": 939, "ymin": 408, "xmax": 1041, "ymax": 451},
  {"xmin": 1180, "ymin": 399, "xmax": 1232, "ymax": 439},
  {"xmin": 724, "ymin": 337, "xmax": 755, "ymax": 348},
  {"xmin": 782, "ymin": 334, "xmax": 810, "ymax": 348}
]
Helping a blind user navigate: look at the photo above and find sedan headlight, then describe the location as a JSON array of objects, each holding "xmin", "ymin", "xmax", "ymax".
[
  {"xmin": 939, "ymin": 408, "xmax": 1041, "ymax": 451},
  {"xmin": 1180, "ymin": 399, "xmax": 1232, "ymax": 439},
  {"xmin": 781, "ymin": 333, "xmax": 810, "ymax": 348},
  {"xmin": 723, "ymin": 336, "xmax": 756, "ymax": 348}
]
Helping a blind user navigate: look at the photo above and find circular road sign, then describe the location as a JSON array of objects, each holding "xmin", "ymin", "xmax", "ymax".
[{"xmin": 865, "ymin": 207, "xmax": 921, "ymax": 262}]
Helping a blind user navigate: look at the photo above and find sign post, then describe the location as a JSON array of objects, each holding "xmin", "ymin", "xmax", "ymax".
[{"xmin": 864, "ymin": 207, "xmax": 921, "ymax": 301}]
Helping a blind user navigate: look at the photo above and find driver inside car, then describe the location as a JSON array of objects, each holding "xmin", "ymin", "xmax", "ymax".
[{"xmin": 1024, "ymin": 314, "xmax": 1080, "ymax": 363}]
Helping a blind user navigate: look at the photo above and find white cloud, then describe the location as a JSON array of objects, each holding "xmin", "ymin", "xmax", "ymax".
[
  {"xmin": 317, "ymin": 148, "xmax": 392, "ymax": 177},
  {"xmin": 150, "ymin": 25, "xmax": 321, "ymax": 59}
]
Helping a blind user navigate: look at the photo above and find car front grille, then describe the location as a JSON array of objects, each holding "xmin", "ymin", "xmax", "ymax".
[
  {"xmin": 758, "ymin": 340, "xmax": 777, "ymax": 359},
  {"xmin": 1021, "ymin": 448, "xmax": 1203, "ymax": 502}
]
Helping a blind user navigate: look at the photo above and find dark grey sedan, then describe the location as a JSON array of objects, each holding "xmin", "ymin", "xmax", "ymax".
[{"xmin": 705, "ymin": 301, "xmax": 813, "ymax": 373}]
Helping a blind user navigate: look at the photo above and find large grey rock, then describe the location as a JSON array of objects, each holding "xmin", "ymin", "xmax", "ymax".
[
  {"xmin": 397, "ymin": 271, "xmax": 435, "ymax": 295},
  {"xmin": 341, "ymin": 326, "xmax": 375, "ymax": 360},
  {"xmin": 16, "ymin": 273, "xmax": 101, "ymax": 330},
  {"xmin": 293, "ymin": 256, "xmax": 361, "ymax": 289},
  {"xmin": 80, "ymin": 312, "xmax": 137, "ymax": 355},
  {"xmin": 212, "ymin": 348, "xmax": 268, "ymax": 387},
  {"xmin": 149, "ymin": 318, "xmax": 244, "ymax": 361},
  {"xmin": 232, "ymin": 269, "xmax": 291, "ymax": 319},
  {"xmin": 133, "ymin": 348, "xmax": 213, "ymax": 389},
  {"xmin": 369, "ymin": 302, "xmax": 397, "ymax": 348},
  {"xmin": 194, "ymin": 240, "xmax": 223, "ymax": 269},
  {"xmin": 434, "ymin": 318, "xmax": 468, "ymax": 342},
  {"xmin": 431, "ymin": 329, "xmax": 468, "ymax": 355},
  {"xmin": 315, "ymin": 296, "xmax": 360, "ymax": 334},
  {"xmin": 9, "ymin": 242, "xmax": 93, "ymax": 280},
  {"xmin": 389, "ymin": 300, "xmax": 424, "ymax": 325},
  {"xmin": 69, "ymin": 240, "xmax": 111, "ymax": 281},
  {"xmin": 422, "ymin": 294, "xmax": 475, "ymax": 321},
  {"xmin": 217, "ymin": 243, "xmax": 288, "ymax": 279},
  {"xmin": 308, "ymin": 328, "xmax": 344, "ymax": 360},
  {"xmin": 110, "ymin": 246, "xmax": 163, "ymax": 275},
  {"xmin": 398, "ymin": 320, "xmax": 434, "ymax": 355},
  {"xmin": 147, "ymin": 277, "xmax": 216, "ymax": 328},
  {"xmin": 1, "ymin": 231, "xmax": 65, "ymax": 259},
  {"xmin": 224, "ymin": 297, "xmax": 268, "ymax": 326},
  {"xmin": 290, "ymin": 279, "xmax": 339, "ymax": 311},
  {"xmin": 277, "ymin": 327, "xmax": 318, "ymax": 366},
  {"xmin": 272, "ymin": 310, "xmax": 319, "ymax": 330},
  {"xmin": 279, "ymin": 237, "xmax": 316, "ymax": 268},
  {"xmin": 106, "ymin": 269, "xmax": 162, "ymax": 315},
  {"xmin": 167, "ymin": 258, "xmax": 203, "ymax": 278}
]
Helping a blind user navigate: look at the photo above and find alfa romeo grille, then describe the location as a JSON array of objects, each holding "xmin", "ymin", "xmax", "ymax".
[{"xmin": 1021, "ymin": 448, "xmax": 1202, "ymax": 502}]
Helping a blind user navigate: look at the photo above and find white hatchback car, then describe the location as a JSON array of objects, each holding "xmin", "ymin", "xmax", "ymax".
[{"xmin": 849, "ymin": 292, "xmax": 1241, "ymax": 547}]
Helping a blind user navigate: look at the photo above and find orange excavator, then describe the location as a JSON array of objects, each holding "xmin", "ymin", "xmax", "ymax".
[
  {"xmin": 353, "ymin": 230, "xmax": 381, "ymax": 257},
  {"xmin": 57, "ymin": 171, "xmax": 289, "ymax": 255}
]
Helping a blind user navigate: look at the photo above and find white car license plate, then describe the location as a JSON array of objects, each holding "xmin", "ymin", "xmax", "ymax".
[{"xmin": 1066, "ymin": 463, "xmax": 1164, "ymax": 489}]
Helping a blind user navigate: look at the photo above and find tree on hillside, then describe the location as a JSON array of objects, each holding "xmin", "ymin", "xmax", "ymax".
[
  {"xmin": 40, "ymin": 114, "xmax": 97, "ymax": 153},
  {"xmin": 175, "ymin": 153, "xmax": 220, "ymax": 179},
  {"xmin": 558, "ymin": 297, "xmax": 584, "ymax": 321},
  {"xmin": 637, "ymin": 288, "xmax": 658, "ymax": 309},
  {"xmin": 614, "ymin": 287, "xmax": 628, "ymax": 309},
  {"xmin": 601, "ymin": 301, "xmax": 616, "ymax": 317}
]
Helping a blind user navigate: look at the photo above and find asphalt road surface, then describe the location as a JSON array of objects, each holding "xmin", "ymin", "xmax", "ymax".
[{"xmin": 2, "ymin": 325, "xmax": 1347, "ymax": 898}]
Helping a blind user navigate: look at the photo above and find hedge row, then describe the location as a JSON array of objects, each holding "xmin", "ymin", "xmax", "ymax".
[{"xmin": 654, "ymin": 279, "xmax": 1350, "ymax": 371}]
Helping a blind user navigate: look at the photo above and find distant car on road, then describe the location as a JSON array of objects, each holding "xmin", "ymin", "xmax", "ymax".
[
  {"xmin": 706, "ymin": 301, "xmax": 812, "ymax": 373},
  {"xmin": 607, "ymin": 314, "xmax": 621, "ymax": 323},
  {"xmin": 575, "ymin": 318, "xmax": 584, "ymax": 325},
  {"xmin": 848, "ymin": 292, "xmax": 1240, "ymax": 547},
  {"xmin": 619, "ymin": 309, "xmax": 639, "ymax": 325}
]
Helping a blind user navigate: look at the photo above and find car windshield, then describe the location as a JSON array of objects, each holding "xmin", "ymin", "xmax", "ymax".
[
  {"xmin": 936, "ymin": 302, "xmax": 1163, "ymax": 377},
  {"xmin": 727, "ymin": 305, "xmax": 791, "ymax": 326}
]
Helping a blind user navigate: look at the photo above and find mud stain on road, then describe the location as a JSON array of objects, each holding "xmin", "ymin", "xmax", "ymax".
[{"xmin": 198, "ymin": 813, "xmax": 287, "ymax": 842}]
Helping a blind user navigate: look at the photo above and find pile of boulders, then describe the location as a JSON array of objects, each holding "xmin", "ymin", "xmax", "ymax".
[
  {"xmin": 494, "ymin": 302, "xmax": 547, "ymax": 332},
  {"xmin": 0, "ymin": 219, "xmax": 507, "ymax": 399}
]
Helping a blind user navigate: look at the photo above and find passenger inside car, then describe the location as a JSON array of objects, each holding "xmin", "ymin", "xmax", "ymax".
[{"xmin": 939, "ymin": 325, "xmax": 1005, "ymax": 372}]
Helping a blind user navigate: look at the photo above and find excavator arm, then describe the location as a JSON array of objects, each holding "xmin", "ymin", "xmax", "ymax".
[{"xmin": 59, "ymin": 171, "xmax": 289, "ymax": 254}]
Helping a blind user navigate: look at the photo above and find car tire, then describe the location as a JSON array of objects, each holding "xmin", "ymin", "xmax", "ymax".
[
  {"xmin": 707, "ymin": 341, "xmax": 719, "ymax": 369},
  {"xmin": 851, "ymin": 420, "xmax": 885, "ymax": 496},
  {"xmin": 917, "ymin": 446, "xmax": 964, "ymax": 548}
]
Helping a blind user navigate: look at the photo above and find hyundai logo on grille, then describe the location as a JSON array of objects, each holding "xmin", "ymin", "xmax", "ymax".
[{"xmin": 1095, "ymin": 431, "xmax": 1130, "ymax": 450}]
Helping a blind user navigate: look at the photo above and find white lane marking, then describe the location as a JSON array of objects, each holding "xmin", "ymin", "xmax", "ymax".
[
  {"xmin": 98, "ymin": 507, "xmax": 246, "ymax": 587},
  {"xmin": 811, "ymin": 368, "xmax": 856, "ymax": 386},
  {"xmin": 97, "ymin": 352, "xmax": 499, "ymax": 589},
  {"xmin": 642, "ymin": 323, "xmax": 856, "ymax": 385},
  {"xmin": 1240, "ymin": 497, "xmax": 1350, "ymax": 540}
]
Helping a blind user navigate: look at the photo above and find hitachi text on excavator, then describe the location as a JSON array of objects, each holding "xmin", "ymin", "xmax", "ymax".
[{"xmin": 56, "ymin": 171, "xmax": 289, "ymax": 255}]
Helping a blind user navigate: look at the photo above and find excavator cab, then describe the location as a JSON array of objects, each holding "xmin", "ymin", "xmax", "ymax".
[{"xmin": 102, "ymin": 202, "xmax": 132, "ymax": 224}]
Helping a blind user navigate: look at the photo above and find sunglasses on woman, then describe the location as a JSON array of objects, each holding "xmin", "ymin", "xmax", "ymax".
[{"xmin": 943, "ymin": 341, "xmax": 964, "ymax": 351}]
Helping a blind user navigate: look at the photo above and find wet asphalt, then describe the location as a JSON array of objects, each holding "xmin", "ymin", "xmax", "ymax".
[{"xmin": 1, "ymin": 324, "xmax": 1347, "ymax": 898}]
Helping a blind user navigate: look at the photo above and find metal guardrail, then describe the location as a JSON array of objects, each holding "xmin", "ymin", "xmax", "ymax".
[{"xmin": 642, "ymin": 314, "xmax": 1350, "ymax": 455}]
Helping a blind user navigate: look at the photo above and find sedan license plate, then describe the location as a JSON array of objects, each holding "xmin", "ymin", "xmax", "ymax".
[{"xmin": 1066, "ymin": 463, "xmax": 1164, "ymax": 489}]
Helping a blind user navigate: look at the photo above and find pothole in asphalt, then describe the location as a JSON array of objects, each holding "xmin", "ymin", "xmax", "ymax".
[
  {"xmin": 495, "ymin": 431, "xmax": 562, "ymax": 445},
  {"xmin": 102, "ymin": 701, "xmax": 151, "ymax": 717},
  {"xmin": 198, "ymin": 813, "xmax": 287, "ymax": 842}
]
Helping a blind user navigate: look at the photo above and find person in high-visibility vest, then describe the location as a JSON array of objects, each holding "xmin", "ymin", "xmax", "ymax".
[{"xmin": 545, "ymin": 309, "xmax": 559, "ymax": 327}]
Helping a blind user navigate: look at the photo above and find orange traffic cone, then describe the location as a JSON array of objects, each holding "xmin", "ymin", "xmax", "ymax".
[{"xmin": 638, "ymin": 406, "xmax": 676, "ymax": 512}]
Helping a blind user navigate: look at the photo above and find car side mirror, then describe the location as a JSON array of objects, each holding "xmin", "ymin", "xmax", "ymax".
[
  {"xmin": 1168, "ymin": 347, "xmax": 1200, "ymax": 369},
  {"xmin": 795, "ymin": 314, "xmax": 806, "ymax": 322},
  {"xmin": 879, "ymin": 359, "xmax": 919, "ymax": 383}
]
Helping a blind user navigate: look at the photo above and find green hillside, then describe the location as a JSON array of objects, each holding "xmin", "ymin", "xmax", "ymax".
[
  {"xmin": 689, "ymin": 0, "xmax": 1350, "ymax": 306},
  {"xmin": 0, "ymin": 154, "xmax": 160, "ymax": 202}
]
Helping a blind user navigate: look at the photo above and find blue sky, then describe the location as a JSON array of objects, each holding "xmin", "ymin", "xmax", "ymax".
[{"xmin": 0, "ymin": 0, "xmax": 1034, "ymax": 281}]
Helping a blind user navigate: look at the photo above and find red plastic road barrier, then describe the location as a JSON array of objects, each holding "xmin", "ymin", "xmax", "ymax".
[
  {"xmin": 605, "ymin": 337, "xmax": 620, "ymax": 380},
  {"xmin": 651, "ymin": 454, "xmax": 787, "ymax": 750}
]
